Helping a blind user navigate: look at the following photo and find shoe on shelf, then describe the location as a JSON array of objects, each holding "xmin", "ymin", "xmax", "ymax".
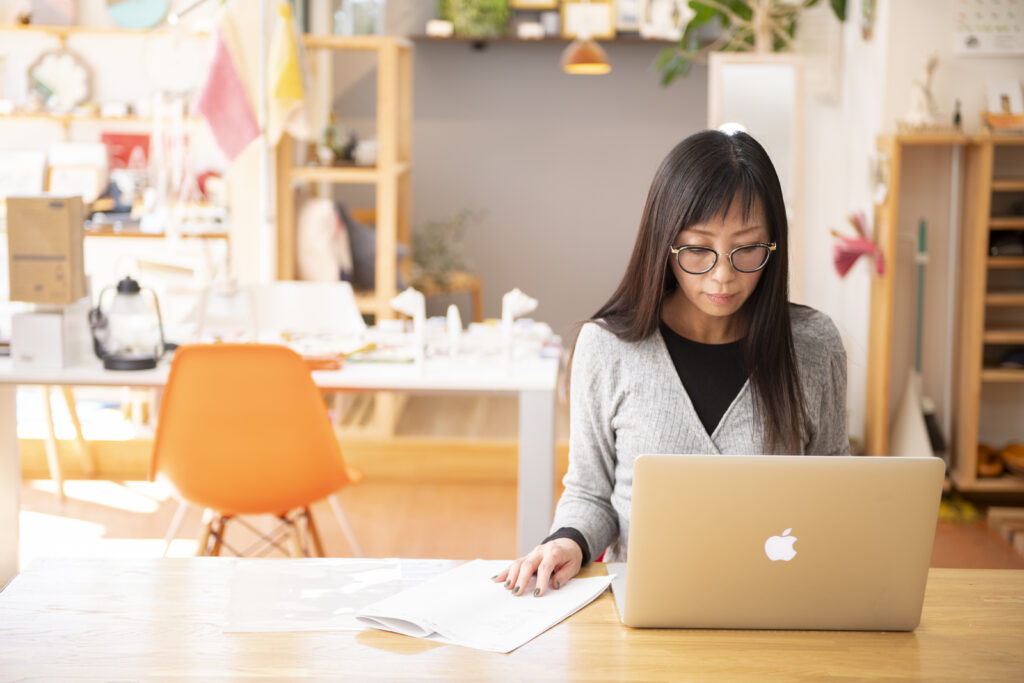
[{"xmin": 977, "ymin": 443, "xmax": 1004, "ymax": 478}]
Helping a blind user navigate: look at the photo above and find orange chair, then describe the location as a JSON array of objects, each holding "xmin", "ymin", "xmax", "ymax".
[{"xmin": 152, "ymin": 344, "xmax": 363, "ymax": 557}]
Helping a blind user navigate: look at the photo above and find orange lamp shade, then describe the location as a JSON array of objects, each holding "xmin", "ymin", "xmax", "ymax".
[{"xmin": 561, "ymin": 38, "xmax": 610, "ymax": 75}]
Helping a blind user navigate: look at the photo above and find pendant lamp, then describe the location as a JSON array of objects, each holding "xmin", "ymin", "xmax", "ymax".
[{"xmin": 560, "ymin": 31, "xmax": 610, "ymax": 75}]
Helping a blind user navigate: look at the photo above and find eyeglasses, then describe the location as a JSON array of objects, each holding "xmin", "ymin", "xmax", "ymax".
[{"xmin": 669, "ymin": 242, "xmax": 777, "ymax": 275}]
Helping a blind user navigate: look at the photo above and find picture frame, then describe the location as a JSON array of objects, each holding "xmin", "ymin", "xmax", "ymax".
[
  {"xmin": 561, "ymin": 0, "xmax": 616, "ymax": 39},
  {"xmin": 615, "ymin": 0, "xmax": 642, "ymax": 32},
  {"xmin": 47, "ymin": 165, "xmax": 104, "ymax": 203},
  {"xmin": 510, "ymin": 0, "xmax": 558, "ymax": 8}
]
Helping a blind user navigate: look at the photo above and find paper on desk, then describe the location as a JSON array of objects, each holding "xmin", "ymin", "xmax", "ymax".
[
  {"xmin": 356, "ymin": 559, "xmax": 613, "ymax": 653},
  {"xmin": 223, "ymin": 558, "xmax": 456, "ymax": 632}
]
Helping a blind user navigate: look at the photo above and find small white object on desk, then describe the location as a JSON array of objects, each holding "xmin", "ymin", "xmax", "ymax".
[
  {"xmin": 446, "ymin": 303, "xmax": 462, "ymax": 357},
  {"xmin": 501, "ymin": 287, "xmax": 538, "ymax": 361},
  {"xmin": 517, "ymin": 22, "xmax": 545, "ymax": 39},
  {"xmin": 390, "ymin": 287, "xmax": 426, "ymax": 365}
]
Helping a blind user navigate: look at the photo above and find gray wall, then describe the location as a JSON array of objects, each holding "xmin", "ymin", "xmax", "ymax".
[{"xmin": 333, "ymin": 2, "xmax": 707, "ymax": 337}]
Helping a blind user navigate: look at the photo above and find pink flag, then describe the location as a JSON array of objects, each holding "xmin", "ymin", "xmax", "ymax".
[{"xmin": 196, "ymin": 20, "xmax": 259, "ymax": 161}]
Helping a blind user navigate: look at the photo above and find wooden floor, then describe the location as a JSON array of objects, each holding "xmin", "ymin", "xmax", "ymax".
[
  {"xmin": 18, "ymin": 477, "xmax": 1024, "ymax": 569},
  {"xmin": 15, "ymin": 393, "xmax": 1024, "ymax": 569}
]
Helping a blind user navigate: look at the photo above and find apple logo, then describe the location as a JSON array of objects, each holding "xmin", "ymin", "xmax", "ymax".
[{"xmin": 764, "ymin": 528, "xmax": 798, "ymax": 562}]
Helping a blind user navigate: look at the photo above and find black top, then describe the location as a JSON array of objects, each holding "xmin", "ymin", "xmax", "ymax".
[
  {"xmin": 658, "ymin": 322, "xmax": 748, "ymax": 436},
  {"xmin": 544, "ymin": 324, "xmax": 749, "ymax": 565}
]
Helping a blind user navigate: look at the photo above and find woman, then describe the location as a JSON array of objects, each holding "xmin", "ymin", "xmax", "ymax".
[{"xmin": 496, "ymin": 129, "xmax": 848, "ymax": 597}]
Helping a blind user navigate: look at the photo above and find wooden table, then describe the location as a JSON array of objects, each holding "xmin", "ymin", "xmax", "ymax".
[
  {"xmin": 1, "ymin": 559, "xmax": 1021, "ymax": 680},
  {"xmin": 0, "ymin": 354, "xmax": 559, "ymax": 585}
]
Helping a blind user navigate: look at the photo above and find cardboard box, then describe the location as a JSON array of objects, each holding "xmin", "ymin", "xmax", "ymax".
[
  {"xmin": 11, "ymin": 298, "xmax": 94, "ymax": 369},
  {"xmin": 5, "ymin": 196, "xmax": 87, "ymax": 305}
]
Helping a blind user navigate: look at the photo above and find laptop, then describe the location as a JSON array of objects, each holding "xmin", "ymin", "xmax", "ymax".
[{"xmin": 608, "ymin": 454, "xmax": 945, "ymax": 631}]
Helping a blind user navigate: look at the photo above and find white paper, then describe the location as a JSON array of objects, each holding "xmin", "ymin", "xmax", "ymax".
[
  {"xmin": 223, "ymin": 558, "xmax": 456, "ymax": 632},
  {"xmin": 356, "ymin": 559, "xmax": 613, "ymax": 653}
]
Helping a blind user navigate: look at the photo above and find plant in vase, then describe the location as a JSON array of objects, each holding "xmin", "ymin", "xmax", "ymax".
[
  {"xmin": 655, "ymin": 0, "xmax": 847, "ymax": 86},
  {"xmin": 411, "ymin": 209, "xmax": 481, "ymax": 291}
]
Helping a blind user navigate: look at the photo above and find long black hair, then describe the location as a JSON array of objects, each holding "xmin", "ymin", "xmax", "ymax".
[{"xmin": 587, "ymin": 129, "xmax": 806, "ymax": 453}]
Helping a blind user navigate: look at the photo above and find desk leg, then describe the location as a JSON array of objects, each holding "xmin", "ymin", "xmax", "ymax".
[
  {"xmin": 517, "ymin": 389, "xmax": 555, "ymax": 557},
  {"xmin": 1, "ymin": 385, "xmax": 20, "ymax": 587}
]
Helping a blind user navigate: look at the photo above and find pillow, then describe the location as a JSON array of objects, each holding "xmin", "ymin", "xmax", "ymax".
[{"xmin": 336, "ymin": 201, "xmax": 407, "ymax": 291}]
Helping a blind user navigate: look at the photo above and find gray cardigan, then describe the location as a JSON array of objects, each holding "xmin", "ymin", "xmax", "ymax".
[{"xmin": 550, "ymin": 305, "xmax": 849, "ymax": 562}]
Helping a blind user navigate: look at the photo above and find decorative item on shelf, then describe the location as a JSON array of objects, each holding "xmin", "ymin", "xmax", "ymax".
[
  {"xmin": 983, "ymin": 80, "xmax": 1024, "ymax": 131},
  {"xmin": 639, "ymin": 0, "xmax": 692, "ymax": 40},
  {"xmin": 317, "ymin": 113, "xmax": 356, "ymax": 164},
  {"xmin": 830, "ymin": 211, "xmax": 884, "ymax": 278},
  {"xmin": 88, "ymin": 275, "xmax": 168, "ymax": 371},
  {"xmin": 440, "ymin": 0, "xmax": 511, "ymax": 38},
  {"xmin": 654, "ymin": 0, "xmax": 847, "ymax": 86},
  {"xmin": 561, "ymin": 0, "xmax": 615, "ymax": 39},
  {"xmin": 615, "ymin": 0, "xmax": 642, "ymax": 32},
  {"xmin": 28, "ymin": 50, "xmax": 90, "ymax": 113},
  {"xmin": 540, "ymin": 10, "xmax": 559, "ymax": 35},
  {"xmin": 297, "ymin": 197, "xmax": 353, "ymax": 283},
  {"xmin": 336, "ymin": 202, "xmax": 409, "ymax": 292},
  {"xmin": 897, "ymin": 54, "xmax": 948, "ymax": 133},
  {"xmin": 517, "ymin": 21, "xmax": 544, "ymax": 39},
  {"xmin": 426, "ymin": 18, "xmax": 455, "ymax": 37},
  {"xmin": 106, "ymin": 0, "xmax": 170, "ymax": 29}
]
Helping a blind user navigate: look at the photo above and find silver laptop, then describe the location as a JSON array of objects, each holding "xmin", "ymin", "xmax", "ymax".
[{"xmin": 608, "ymin": 454, "xmax": 945, "ymax": 631}]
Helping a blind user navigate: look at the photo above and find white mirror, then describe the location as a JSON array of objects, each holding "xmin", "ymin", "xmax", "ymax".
[{"xmin": 708, "ymin": 53, "xmax": 804, "ymax": 301}]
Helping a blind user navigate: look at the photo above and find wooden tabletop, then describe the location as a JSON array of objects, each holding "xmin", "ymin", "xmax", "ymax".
[{"xmin": 0, "ymin": 559, "xmax": 1022, "ymax": 680}]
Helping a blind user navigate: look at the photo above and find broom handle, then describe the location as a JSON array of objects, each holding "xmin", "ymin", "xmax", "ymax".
[{"xmin": 915, "ymin": 219, "xmax": 927, "ymax": 376}]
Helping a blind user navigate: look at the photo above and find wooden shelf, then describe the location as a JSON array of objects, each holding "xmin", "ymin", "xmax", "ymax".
[
  {"xmin": 981, "ymin": 367, "xmax": 1024, "ymax": 382},
  {"xmin": 951, "ymin": 471, "xmax": 1024, "ymax": 493},
  {"xmin": 985, "ymin": 291, "xmax": 1024, "ymax": 306},
  {"xmin": 302, "ymin": 34, "xmax": 412, "ymax": 51},
  {"xmin": 889, "ymin": 132, "xmax": 972, "ymax": 145},
  {"xmin": 288, "ymin": 162, "xmax": 409, "ymax": 184},
  {"xmin": 983, "ymin": 328, "xmax": 1024, "ymax": 344},
  {"xmin": 992, "ymin": 179, "xmax": 1024, "ymax": 192},
  {"xmin": 1, "ymin": 112, "xmax": 198, "ymax": 125},
  {"xmin": 0, "ymin": 23, "xmax": 207, "ymax": 38},
  {"xmin": 988, "ymin": 256, "xmax": 1024, "ymax": 269},
  {"xmin": 990, "ymin": 216, "xmax": 1024, "ymax": 230},
  {"xmin": 408, "ymin": 34, "xmax": 676, "ymax": 45}
]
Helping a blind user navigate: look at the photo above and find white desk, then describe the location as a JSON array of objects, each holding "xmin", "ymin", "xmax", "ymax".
[{"xmin": 0, "ymin": 354, "xmax": 560, "ymax": 585}]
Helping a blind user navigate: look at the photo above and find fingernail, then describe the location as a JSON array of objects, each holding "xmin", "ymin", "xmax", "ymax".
[
  {"xmin": 555, "ymin": 580, "xmax": 561, "ymax": 589},
  {"xmin": 504, "ymin": 580, "xmax": 510, "ymax": 587},
  {"xmin": 533, "ymin": 588, "xmax": 540, "ymax": 596},
  {"xmin": 513, "ymin": 585, "xmax": 520, "ymax": 594},
  {"xmin": 491, "ymin": 574, "xmax": 498, "ymax": 580}
]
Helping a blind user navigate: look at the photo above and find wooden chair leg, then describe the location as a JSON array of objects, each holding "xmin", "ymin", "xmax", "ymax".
[
  {"xmin": 59, "ymin": 386, "xmax": 95, "ymax": 475},
  {"xmin": 196, "ymin": 509, "xmax": 215, "ymax": 557},
  {"xmin": 327, "ymin": 494, "xmax": 363, "ymax": 557},
  {"xmin": 304, "ymin": 507, "xmax": 326, "ymax": 557},
  {"xmin": 286, "ymin": 518, "xmax": 305, "ymax": 558},
  {"xmin": 209, "ymin": 516, "xmax": 226, "ymax": 557},
  {"xmin": 162, "ymin": 500, "xmax": 190, "ymax": 557},
  {"xmin": 40, "ymin": 386, "xmax": 65, "ymax": 501}
]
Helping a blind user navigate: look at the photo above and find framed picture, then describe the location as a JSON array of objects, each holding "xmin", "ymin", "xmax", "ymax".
[
  {"xmin": 562, "ymin": 0, "xmax": 615, "ymax": 39},
  {"xmin": 47, "ymin": 165, "xmax": 104, "ymax": 203},
  {"xmin": 616, "ymin": 0, "xmax": 642, "ymax": 32},
  {"xmin": 510, "ymin": 0, "xmax": 558, "ymax": 8}
]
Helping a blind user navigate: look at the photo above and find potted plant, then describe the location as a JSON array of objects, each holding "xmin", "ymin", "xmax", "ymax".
[{"xmin": 438, "ymin": 0, "xmax": 511, "ymax": 38}]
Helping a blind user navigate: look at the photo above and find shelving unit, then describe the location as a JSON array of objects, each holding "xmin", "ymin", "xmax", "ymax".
[
  {"xmin": 953, "ymin": 132, "xmax": 1024, "ymax": 494},
  {"xmin": 275, "ymin": 35, "xmax": 412, "ymax": 322},
  {"xmin": 864, "ymin": 131, "xmax": 971, "ymax": 457}
]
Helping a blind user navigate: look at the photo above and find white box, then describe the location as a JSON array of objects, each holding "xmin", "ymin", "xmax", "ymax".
[{"xmin": 11, "ymin": 298, "xmax": 94, "ymax": 369}]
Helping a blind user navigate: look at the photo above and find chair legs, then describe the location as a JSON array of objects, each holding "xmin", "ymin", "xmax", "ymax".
[
  {"xmin": 196, "ymin": 509, "xmax": 215, "ymax": 556},
  {"xmin": 303, "ymin": 506, "xmax": 326, "ymax": 557},
  {"xmin": 162, "ymin": 499, "xmax": 190, "ymax": 557},
  {"xmin": 327, "ymin": 494, "xmax": 364, "ymax": 557}
]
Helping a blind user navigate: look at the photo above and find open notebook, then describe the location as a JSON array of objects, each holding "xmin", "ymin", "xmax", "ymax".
[{"xmin": 356, "ymin": 559, "xmax": 612, "ymax": 653}]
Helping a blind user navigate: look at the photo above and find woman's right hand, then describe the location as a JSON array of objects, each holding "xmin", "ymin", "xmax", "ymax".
[{"xmin": 492, "ymin": 538, "xmax": 583, "ymax": 597}]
